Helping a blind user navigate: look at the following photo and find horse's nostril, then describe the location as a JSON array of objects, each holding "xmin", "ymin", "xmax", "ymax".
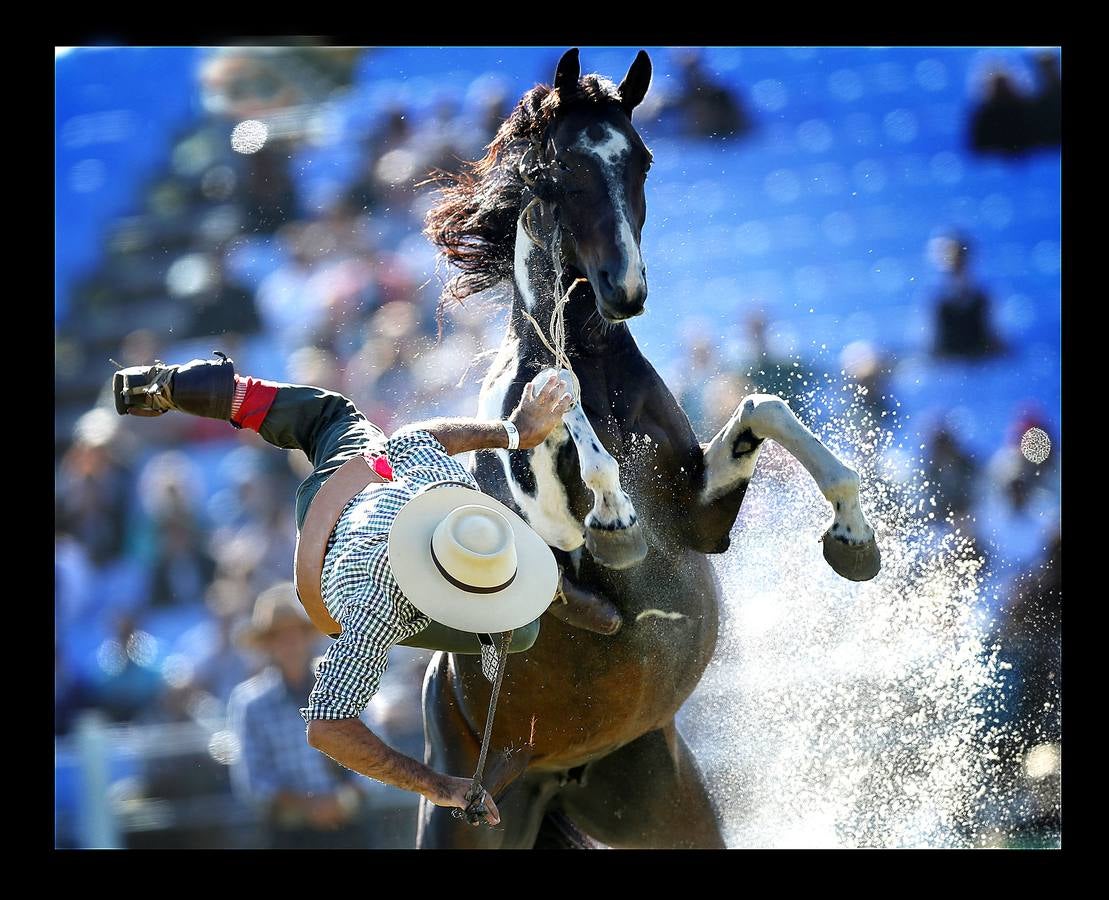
[{"xmin": 598, "ymin": 269, "xmax": 616, "ymax": 292}]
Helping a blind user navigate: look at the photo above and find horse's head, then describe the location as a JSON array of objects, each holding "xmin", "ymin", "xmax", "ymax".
[
  {"xmin": 424, "ymin": 48, "xmax": 654, "ymax": 327},
  {"xmin": 530, "ymin": 48, "xmax": 653, "ymax": 323}
]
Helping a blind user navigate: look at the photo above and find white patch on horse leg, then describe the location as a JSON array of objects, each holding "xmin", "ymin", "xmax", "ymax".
[
  {"xmin": 704, "ymin": 394, "xmax": 874, "ymax": 542},
  {"xmin": 533, "ymin": 366, "xmax": 638, "ymax": 531},
  {"xmin": 575, "ymin": 125, "xmax": 645, "ymax": 299},
  {"xmin": 743, "ymin": 395, "xmax": 874, "ymax": 541},
  {"xmin": 701, "ymin": 401, "xmax": 767, "ymax": 502},
  {"xmin": 478, "ymin": 351, "xmax": 584, "ymax": 551}
]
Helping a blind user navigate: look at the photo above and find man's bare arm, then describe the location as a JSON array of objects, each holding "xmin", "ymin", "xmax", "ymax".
[
  {"xmin": 406, "ymin": 373, "xmax": 574, "ymax": 454},
  {"xmin": 404, "ymin": 418, "xmax": 515, "ymax": 456},
  {"xmin": 306, "ymin": 718, "xmax": 500, "ymax": 824},
  {"xmin": 307, "ymin": 718, "xmax": 444, "ymax": 797}
]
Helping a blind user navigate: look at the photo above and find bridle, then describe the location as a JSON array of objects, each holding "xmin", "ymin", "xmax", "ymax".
[{"xmin": 517, "ymin": 132, "xmax": 564, "ymax": 252}]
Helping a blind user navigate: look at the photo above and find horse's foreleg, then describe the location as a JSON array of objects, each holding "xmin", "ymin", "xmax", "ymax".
[
  {"xmin": 699, "ymin": 393, "xmax": 881, "ymax": 581},
  {"xmin": 533, "ymin": 367, "xmax": 648, "ymax": 570}
]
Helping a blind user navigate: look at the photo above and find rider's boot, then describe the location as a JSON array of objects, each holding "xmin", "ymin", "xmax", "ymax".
[{"xmin": 113, "ymin": 351, "xmax": 236, "ymax": 421}]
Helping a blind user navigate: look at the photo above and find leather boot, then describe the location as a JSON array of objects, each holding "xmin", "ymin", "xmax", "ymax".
[{"xmin": 114, "ymin": 351, "xmax": 236, "ymax": 420}]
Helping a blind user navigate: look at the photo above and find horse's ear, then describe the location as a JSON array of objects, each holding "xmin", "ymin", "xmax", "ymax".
[
  {"xmin": 554, "ymin": 47, "xmax": 580, "ymax": 95},
  {"xmin": 618, "ymin": 50, "xmax": 652, "ymax": 114}
]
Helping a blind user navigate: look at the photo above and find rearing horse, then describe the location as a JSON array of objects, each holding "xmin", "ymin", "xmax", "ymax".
[{"xmin": 417, "ymin": 48, "xmax": 881, "ymax": 849}]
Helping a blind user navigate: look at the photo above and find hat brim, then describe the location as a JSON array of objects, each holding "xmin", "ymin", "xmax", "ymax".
[
  {"xmin": 236, "ymin": 612, "xmax": 319, "ymax": 651},
  {"xmin": 388, "ymin": 485, "xmax": 558, "ymax": 633}
]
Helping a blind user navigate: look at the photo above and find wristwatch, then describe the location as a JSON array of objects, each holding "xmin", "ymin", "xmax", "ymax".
[{"xmin": 501, "ymin": 420, "xmax": 520, "ymax": 451}]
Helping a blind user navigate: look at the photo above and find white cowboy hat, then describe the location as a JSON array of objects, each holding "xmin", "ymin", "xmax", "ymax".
[{"xmin": 388, "ymin": 483, "xmax": 558, "ymax": 633}]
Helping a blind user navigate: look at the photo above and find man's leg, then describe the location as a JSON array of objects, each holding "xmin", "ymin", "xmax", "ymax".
[
  {"xmin": 115, "ymin": 353, "xmax": 386, "ymax": 530},
  {"xmin": 233, "ymin": 377, "xmax": 387, "ymax": 530}
]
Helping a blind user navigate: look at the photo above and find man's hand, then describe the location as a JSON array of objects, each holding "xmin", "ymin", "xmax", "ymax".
[
  {"xmin": 509, "ymin": 374, "xmax": 575, "ymax": 450},
  {"xmin": 428, "ymin": 774, "xmax": 501, "ymax": 826}
]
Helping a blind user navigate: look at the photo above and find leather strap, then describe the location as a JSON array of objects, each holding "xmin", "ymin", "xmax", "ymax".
[{"xmin": 294, "ymin": 453, "xmax": 390, "ymax": 637}]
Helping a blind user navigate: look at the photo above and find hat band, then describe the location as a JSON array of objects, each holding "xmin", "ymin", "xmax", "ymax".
[{"xmin": 429, "ymin": 537, "xmax": 518, "ymax": 594}]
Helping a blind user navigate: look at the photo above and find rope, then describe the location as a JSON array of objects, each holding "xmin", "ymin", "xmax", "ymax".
[
  {"xmin": 453, "ymin": 628, "xmax": 514, "ymax": 826},
  {"xmin": 519, "ymin": 275, "xmax": 587, "ymax": 403}
]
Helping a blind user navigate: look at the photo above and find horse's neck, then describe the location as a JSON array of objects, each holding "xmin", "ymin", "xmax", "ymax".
[{"xmin": 505, "ymin": 203, "xmax": 632, "ymax": 367}]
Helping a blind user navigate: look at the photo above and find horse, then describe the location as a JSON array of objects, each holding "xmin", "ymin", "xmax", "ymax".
[{"xmin": 416, "ymin": 47, "xmax": 881, "ymax": 849}]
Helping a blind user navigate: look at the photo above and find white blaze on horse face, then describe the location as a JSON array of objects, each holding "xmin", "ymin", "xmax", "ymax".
[
  {"xmin": 574, "ymin": 124, "xmax": 646, "ymax": 300},
  {"xmin": 477, "ymin": 348, "xmax": 585, "ymax": 551},
  {"xmin": 701, "ymin": 393, "xmax": 875, "ymax": 542},
  {"xmin": 536, "ymin": 367, "xmax": 640, "ymax": 533}
]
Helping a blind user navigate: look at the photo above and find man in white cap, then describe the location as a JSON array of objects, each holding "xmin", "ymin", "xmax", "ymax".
[{"xmin": 114, "ymin": 352, "xmax": 573, "ymax": 827}]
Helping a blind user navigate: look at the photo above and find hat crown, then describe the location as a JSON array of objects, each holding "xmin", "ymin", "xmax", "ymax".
[{"xmin": 431, "ymin": 505, "xmax": 517, "ymax": 590}]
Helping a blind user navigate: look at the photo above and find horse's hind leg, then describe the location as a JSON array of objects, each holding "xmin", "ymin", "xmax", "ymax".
[
  {"xmin": 700, "ymin": 393, "xmax": 881, "ymax": 582},
  {"xmin": 557, "ymin": 720, "xmax": 726, "ymax": 849},
  {"xmin": 416, "ymin": 651, "xmax": 560, "ymax": 849}
]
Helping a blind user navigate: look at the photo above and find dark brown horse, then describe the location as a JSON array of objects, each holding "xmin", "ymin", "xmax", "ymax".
[{"xmin": 417, "ymin": 48, "xmax": 881, "ymax": 849}]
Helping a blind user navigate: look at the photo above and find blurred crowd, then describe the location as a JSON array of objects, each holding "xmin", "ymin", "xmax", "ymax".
[
  {"xmin": 968, "ymin": 51, "xmax": 1061, "ymax": 157},
  {"xmin": 55, "ymin": 46, "xmax": 1060, "ymax": 847}
]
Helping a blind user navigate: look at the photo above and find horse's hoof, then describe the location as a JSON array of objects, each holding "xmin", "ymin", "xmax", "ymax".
[
  {"xmin": 821, "ymin": 529, "xmax": 881, "ymax": 582},
  {"xmin": 584, "ymin": 520, "xmax": 648, "ymax": 570}
]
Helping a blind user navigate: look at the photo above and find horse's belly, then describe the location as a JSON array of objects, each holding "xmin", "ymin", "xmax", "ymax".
[{"xmin": 456, "ymin": 550, "xmax": 721, "ymax": 770}]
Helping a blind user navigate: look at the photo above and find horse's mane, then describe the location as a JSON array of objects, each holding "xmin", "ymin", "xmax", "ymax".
[{"xmin": 423, "ymin": 73, "xmax": 624, "ymax": 316}]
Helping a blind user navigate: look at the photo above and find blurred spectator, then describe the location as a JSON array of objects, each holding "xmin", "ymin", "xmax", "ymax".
[
  {"xmin": 92, "ymin": 614, "xmax": 166, "ymax": 723},
  {"xmin": 346, "ymin": 107, "xmax": 411, "ymax": 211},
  {"xmin": 968, "ymin": 55, "xmax": 1061, "ymax": 157},
  {"xmin": 237, "ymin": 143, "xmax": 299, "ymax": 234},
  {"xmin": 55, "ymin": 506, "xmax": 96, "ymax": 627},
  {"xmin": 1007, "ymin": 409, "xmax": 1060, "ymax": 501},
  {"xmin": 148, "ymin": 512, "xmax": 217, "ymax": 609},
  {"xmin": 56, "ymin": 409, "xmax": 132, "ymax": 566},
  {"xmin": 975, "ymin": 445, "xmax": 1059, "ymax": 614},
  {"xmin": 228, "ymin": 584, "xmax": 370, "ymax": 849},
  {"xmin": 673, "ymin": 49, "xmax": 753, "ymax": 140},
  {"xmin": 178, "ymin": 248, "xmax": 262, "ymax": 340},
  {"xmin": 840, "ymin": 340, "xmax": 895, "ymax": 425},
  {"xmin": 675, "ymin": 327, "xmax": 720, "ymax": 438},
  {"xmin": 969, "ymin": 68, "xmax": 1033, "ymax": 157},
  {"xmin": 55, "ymin": 642, "xmax": 96, "ymax": 736},
  {"xmin": 928, "ymin": 234, "xmax": 1005, "ymax": 360},
  {"xmin": 740, "ymin": 313, "xmax": 802, "ymax": 403},
  {"xmin": 472, "ymin": 86, "xmax": 513, "ymax": 154},
  {"xmin": 415, "ymin": 94, "xmax": 470, "ymax": 176},
  {"xmin": 256, "ymin": 222, "xmax": 329, "ymax": 357},
  {"xmin": 344, "ymin": 300, "xmax": 423, "ymax": 432},
  {"xmin": 1029, "ymin": 52, "xmax": 1061, "ymax": 149},
  {"xmin": 200, "ymin": 50, "xmax": 304, "ymax": 120},
  {"xmin": 188, "ymin": 578, "xmax": 259, "ymax": 704},
  {"xmin": 925, "ymin": 420, "xmax": 979, "ymax": 521}
]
